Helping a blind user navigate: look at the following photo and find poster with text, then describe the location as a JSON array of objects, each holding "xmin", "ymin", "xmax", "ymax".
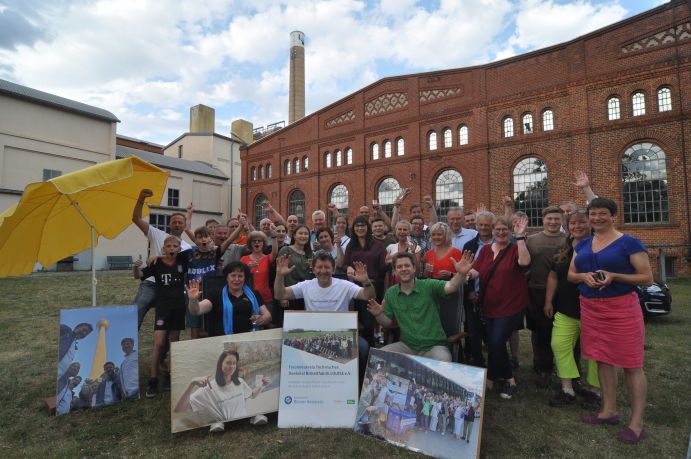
[
  {"xmin": 56, "ymin": 305, "xmax": 138, "ymax": 416},
  {"xmin": 277, "ymin": 311, "xmax": 359, "ymax": 428},
  {"xmin": 170, "ymin": 328, "xmax": 282, "ymax": 433},
  {"xmin": 355, "ymin": 348, "xmax": 487, "ymax": 459}
]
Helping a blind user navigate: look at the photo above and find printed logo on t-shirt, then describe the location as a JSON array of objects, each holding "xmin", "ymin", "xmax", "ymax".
[{"xmin": 156, "ymin": 319, "xmax": 165, "ymax": 326}]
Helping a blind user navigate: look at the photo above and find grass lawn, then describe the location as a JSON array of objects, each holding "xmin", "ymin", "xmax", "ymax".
[{"xmin": 0, "ymin": 271, "xmax": 689, "ymax": 458}]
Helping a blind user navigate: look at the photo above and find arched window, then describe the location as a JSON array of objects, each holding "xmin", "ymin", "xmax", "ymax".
[
  {"xmin": 513, "ymin": 157, "xmax": 548, "ymax": 227},
  {"xmin": 371, "ymin": 143, "xmax": 380, "ymax": 160},
  {"xmin": 522, "ymin": 113, "xmax": 533, "ymax": 134},
  {"xmin": 608, "ymin": 97, "xmax": 621, "ymax": 120},
  {"xmin": 657, "ymin": 87, "xmax": 672, "ymax": 112},
  {"xmin": 377, "ymin": 177, "xmax": 401, "ymax": 218},
  {"xmin": 503, "ymin": 117, "xmax": 514, "ymax": 138},
  {"xmin": 302, "ymin": 155, "xmax": 309, "ymax": 171},
  {"xmin": 383, "ymin": 140, "xmax": 392, "ymax": 158},
  {"xmin": 435, "ymin": 169, "xmax": 463, "ymax": 223},
  {"xmin": 294, "ymin": 158, "xmax": 300, "ymax": 174},
  {"xmin": 324, "ymin": 152, "xmax": 332, "ymax": 168},
  {"xmin": 254, "ymin": 194, "xmax": 268, "ymax": 227},
  {"xmin": 259, "ymin": 165, "xmax": 264, "ymax": 179},
  {"xmin": 288, "ymin": 189, "xmax": 305, "ymax": 223},
  {"xmin": 542, "ymin": 109, "xmax": 554, "ymax": 131},
  {"xmin": 458, "ymin": 125, "xmax": 468, "ymax": 145},
  {"xmin": 284, "ymin": 159, "xmax": 291, "ymax": 175},
  {"xmin": 329, "ymin": 184, "xmax": 349, "ymax": 222},
  {"xmin": 428, "ymin": 131, "xmax": 438, "ymax": 151},
  {"xmin": 632, "ymin": 92, "xmax": 645, "ymax": 116},
  {"xmin": 345, "ymin": 147, "xmax": 353, "ymax": 164},
  {"xmin": 396, "ymin": 138, "xmax": 404, "ymax": 156},
  {"xmin": 251, "ymin": 166, "xmax": 256, "ymax": 181},
  {"xmin": 267, "ymin": 163, "xmax": 272, "ymax": 178},
  {"xmin": 622, "ymin": 142, "xmax": 669, "ymax": 223},
  {"xmin": 442, "ymin": 128, "xmax": 452, "ymax": 148},
  {"xmin": 335, "ymin": 149, "xmax": 342, "ymax": 166}
]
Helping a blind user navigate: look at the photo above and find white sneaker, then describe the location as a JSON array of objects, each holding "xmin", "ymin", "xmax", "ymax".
[
  {"xmin": 249, "ymin": 414, "xmax": 268, "ymax": 426},
  {"xmin": 209, "ymin": 422, "xmax": 225, "ymax": 432}
]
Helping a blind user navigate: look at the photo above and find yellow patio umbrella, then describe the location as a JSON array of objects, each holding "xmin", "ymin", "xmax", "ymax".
[{"xmin": 0, "ymin": 156, "xmax": 169, "ymax": 305}]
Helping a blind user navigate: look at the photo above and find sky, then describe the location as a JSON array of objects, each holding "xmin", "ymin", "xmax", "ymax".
[{"xmin": 0, "ymin": 0, "xmax": 667, "ymax": 146}]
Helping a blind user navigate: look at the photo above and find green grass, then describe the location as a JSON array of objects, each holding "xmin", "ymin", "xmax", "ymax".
[{"xmin": 0, "ymin": 271, "xmax": 689, "ymax": 458}]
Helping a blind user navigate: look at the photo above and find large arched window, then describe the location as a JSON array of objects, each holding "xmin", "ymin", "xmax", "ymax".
[
  {"xmin": 396, "ymin": 138, "xmax": 404, "ymax": 156},
  {"xmin": 335, "ymin": 149, "xmax": 342, "ymax": 166},
  {"xmin": 428, "ymin": 131, "xmax": 438, "ymax": 151},
  {"xmin": 267, "ymin": 163, "xmax": 272, "ymax": 178},
  {"xmin": 324, "ymin": 152, "xmax": 332, "ymax": 168},
  {"xmin": 284, "ymin": 159, "xmax": 291, "ymax": 175},
  {"xmin": 458, "ymin": 125, "xmax": 468, "ymax": 145},
  {"xmin": 302, "ymin": 155, "xmax": 309, "ymax": 171},
  {"xmin": 657, "ymin": 87, "xmax": 671, "ymax": 112},
  {"xmin": 383, "ymin": 140, "xmax": 392, "ymax": 158},
  {"xmin": 377, "ymin": 177, "xmax": 401, "ymax": 218},
  {"xmin": 371, "ymin": 143, "xmax": 380, "ymax": 160},
  {"xmin": 513, "ymin": 157, "xmax": 548, "ymax": 227},
  {"xmin": 542, "ymin": 109, "xmax": 554, "ymax": 131},
  {"xmin": 329, "ymin": 183, "xmax": 349, "ymax": 223},
  {"xmin": 288, "ymin": 189, "xmax": 305, "ymax": 223},
  {"xmin": 442, "ymin": 128, "xmax": 452, "ymax": 148},
  {"xmin": 435, "ymin": 169, "xmax": 463, "ymax": 223},
  {"xmin": 608, "ymin": 97, "xmax": 621, "ymax": 120},
  {"xmin": 254, "ymin": 194, "xmax": 268, "ymax": 227},
  {"xmin": 632, "ymin": 92, "xmax": 645, "ymax": 116},
  {"xmin": 522, "ymin": 113, "xmax": 533, "ymax": 134},
  {"xmin": 503, "ymin": 117, "xmax": 514, "ymax": 138},
  {"xmin": 345, "ymin": 147, "xmax": 353, "ymax": 164},
  {"xmin": 622, "ymin": 142, "xmax": 669, "ymax": 223}
]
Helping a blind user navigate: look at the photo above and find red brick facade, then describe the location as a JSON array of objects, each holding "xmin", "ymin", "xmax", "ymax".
[{"xmin": 242, "ymin": 0, "xmax": 691, "ymax": 275}]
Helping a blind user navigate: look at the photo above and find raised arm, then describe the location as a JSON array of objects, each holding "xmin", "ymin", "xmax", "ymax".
[
  {"xmin": 443, "ymin": 250, "xmax": 474, "ymax": 295},
  {"xmin": 423, "ymin": 195, "xmax": 438, "ymax": 224},
  {"xmin": 327, "ymin": 202, "xmax": 342, "ymax": 219},
  {"xmin": 186, "ymin": 280, "xmax": 213, "ymax": 315},
  {"xmin": 503, "ymin": 195, "xmax": 514, "ymax": 219},
  {"xmin": 220, "ymin": 214, "xmax": 247, "ymax": 253},
  {"xmin": 264, "ymin": 201, "xmax": 285, "ymax": 224},
  {"xmin": 132, "ymin": 189, "xmax": 153, "ymax": 235},
  {"xmin": 513, "ymin": 215, "xmax": 531, "ymax": 267},
  {"xmin": 573, "ymin": 171, "xmax": 597, "ymax": 204},
  {"xmin": 367, "ymin": 298, "xmax": 393, "ymax": 327},
  {"xmin": 183, "ymin": 203, "xmax": 195, "ymax": 242},
  {"xmin": 273, "ymin": 255, "xmax": 296, "ymax": 301},
  {"xmin": 351, "ymin": 261, "xmax": 376, "ymax": 300}
]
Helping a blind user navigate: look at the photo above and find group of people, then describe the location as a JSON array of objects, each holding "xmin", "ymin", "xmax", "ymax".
[
  {"xmin": 57, "ymin": 324, "xmax": 138, "ymax": 415},
  {"xmin": 130, "ymin": 168, "xmax": 652, "ymax": 443},
  {"xmin": 283, "ymin": 333, "xmax": 356, "ymax": 361}
]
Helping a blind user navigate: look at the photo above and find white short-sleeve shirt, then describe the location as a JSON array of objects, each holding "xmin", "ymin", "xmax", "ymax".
[{"xmin": 290, "ymin": 278, "xmax": 361, "ymax": 312}]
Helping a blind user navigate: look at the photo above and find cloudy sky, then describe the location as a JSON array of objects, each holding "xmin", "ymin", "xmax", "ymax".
[{"xmin": 0, "ymin": 0, "xmax": 666, "ymax": 145}]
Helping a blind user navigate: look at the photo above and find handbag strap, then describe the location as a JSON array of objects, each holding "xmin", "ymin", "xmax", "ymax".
[{"xmin": 478, "ymin": 244, "xmax": 511, "ymax": 305}]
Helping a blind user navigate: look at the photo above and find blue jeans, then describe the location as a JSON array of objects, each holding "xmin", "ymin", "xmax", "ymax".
[
  {"xmin": 134, "ymin": 281, "xmax": 156, "ymax": 330},
  {"xmin": 485, "ymin": 310, "xmax": 525, "ymax": 381}
]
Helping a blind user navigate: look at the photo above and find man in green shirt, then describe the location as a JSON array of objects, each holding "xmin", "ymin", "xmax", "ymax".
[{"xmin": 367, "ymin": 251, "xmax": 474, "ymax": 362}]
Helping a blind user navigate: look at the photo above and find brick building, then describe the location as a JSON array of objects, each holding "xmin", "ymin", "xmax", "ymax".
[{"xmin": 241, "ymin": 0, "xmax": 691, "ymax": 275}]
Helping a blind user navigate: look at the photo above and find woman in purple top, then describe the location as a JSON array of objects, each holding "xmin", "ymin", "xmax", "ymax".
[
  {"xmin": 568, "ymin": 197, "xmax": 653, "ymax": 444},
  {"xmin": 341, "ymin": 215, "xmax": 388, "ymax": 345}
]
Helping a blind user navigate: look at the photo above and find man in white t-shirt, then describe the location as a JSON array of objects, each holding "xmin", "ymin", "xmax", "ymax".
[{"xmin": 274, "ymin": 253, "xmax": 375, "ymax": 378}]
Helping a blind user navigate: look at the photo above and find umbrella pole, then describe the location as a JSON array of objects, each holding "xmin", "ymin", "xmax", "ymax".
[{"xmin": 66, "ymin": 197, "xmax": 97, "ymax": 306}]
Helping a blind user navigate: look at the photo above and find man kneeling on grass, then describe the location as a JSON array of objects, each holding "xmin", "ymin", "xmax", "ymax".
[{"xmin": 367, "ymin": 251, "xmax": 474, "ymax": 362}]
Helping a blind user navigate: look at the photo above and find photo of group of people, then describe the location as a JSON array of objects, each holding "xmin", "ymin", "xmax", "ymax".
[
  {"xmin": 283, "ymin": 330, "xmax": 357, "ymax": 364},
  {"xmin": 56, "ymin": 305, "xmax": 139, "ymax": 416},
  {"xmin": 170, "ymin": 329, "xmax": 282, "ymax": 433},
  {"xmin": 355, "ymin": 349, "xmax": 485, "ymax": 459}
]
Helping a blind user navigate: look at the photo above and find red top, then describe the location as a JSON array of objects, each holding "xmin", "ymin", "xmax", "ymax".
[
  {"xmin": 240, "ymin": 254, "xmax": 273, "ymax": 302},
  {"xmin": 424, "ymin": 247, "xmax": 463, "ymax": 279},
  {"xmin": 474, "ymin": 243, "xmax": 529, "ymax": 318}
]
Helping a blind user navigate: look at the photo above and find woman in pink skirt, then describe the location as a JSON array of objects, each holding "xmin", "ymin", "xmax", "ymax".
[{"xmin": 568, "ymin": 197, "xmax": 653, "ymax": 444}]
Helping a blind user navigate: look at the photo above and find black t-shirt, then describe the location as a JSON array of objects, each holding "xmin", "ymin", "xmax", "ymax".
[
  {"xmin": 549, "ymin": 252, "xmax": 580, "ymax": 319},
  {"xmin": 141, "ymin": 251, "xmax": 190, "ymax": 310},
  {"xmin": 204, "ymin": 282, "xmax": 264, "ymax": 337}
]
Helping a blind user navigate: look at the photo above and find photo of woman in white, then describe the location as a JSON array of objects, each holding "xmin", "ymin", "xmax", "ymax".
[{"xmin": 174, "ymin": 350, "xmax": 271, "ymax": 432}]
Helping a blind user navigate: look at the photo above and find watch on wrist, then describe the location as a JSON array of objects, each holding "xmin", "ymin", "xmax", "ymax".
[{"xmin": 515, "ymin": 236, "xmax": 526, "ymax": 241}]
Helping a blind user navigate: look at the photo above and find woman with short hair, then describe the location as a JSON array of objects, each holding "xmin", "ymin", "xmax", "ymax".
[{"xmin": 568, "ymin": 197, "xmax": 652, "ymax": 444}]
